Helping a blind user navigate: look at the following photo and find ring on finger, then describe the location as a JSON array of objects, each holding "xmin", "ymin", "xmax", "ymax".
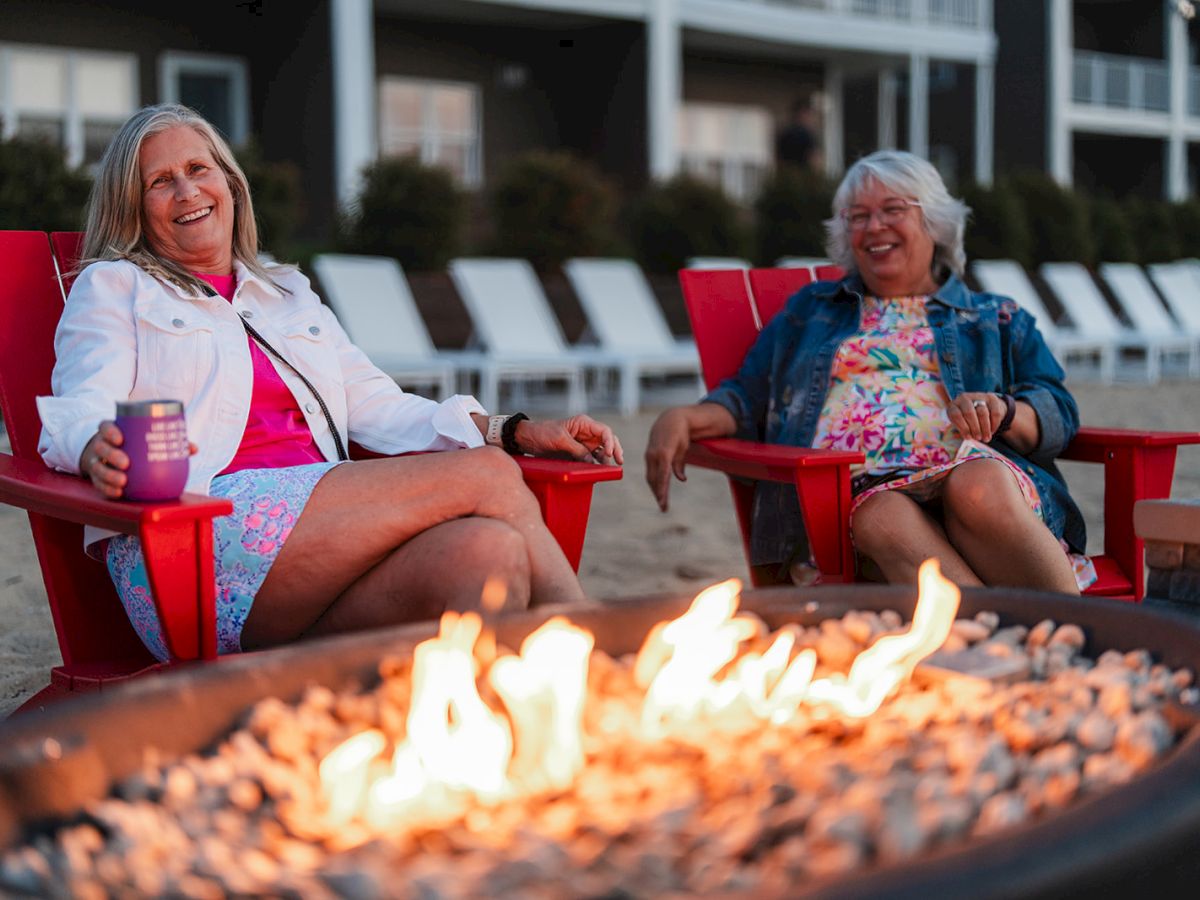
[{"xmin": 972, "ymin": 399, "xmax": 988, "ymax": 410}]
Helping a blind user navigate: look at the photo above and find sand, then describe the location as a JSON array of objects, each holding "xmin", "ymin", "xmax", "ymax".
[{"xmin": 2, "ymin": 380, "xmax": 1199, "ymax": 717}]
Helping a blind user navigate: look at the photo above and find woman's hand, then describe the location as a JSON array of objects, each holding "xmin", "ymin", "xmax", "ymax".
[
  {"xmin": 79, "ymin": 421, "xmax": 129, "ymax": 499},
  {"xmin": 948, "ymin": 392, "xmax": 1008, "ymax": 444},
  {"xmin": 644, "ymin": 407, "xmax": 693, "ymax": 512},
  {"xmin": 79, "ymin": 422, "xmax": 199, "ymax": 499},
  {"xmin": 515, "ymin": 415, "xmax": 624, "ymax": 465}
]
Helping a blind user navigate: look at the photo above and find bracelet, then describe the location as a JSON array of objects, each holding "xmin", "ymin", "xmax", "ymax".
[
  {"xmin": 485, "ymin": 415, "xmax": 510, "ymax": 447},
  {"xmin": 994, "ymin": 393, "xmax": 1017, "ymax": 437},
  {"xmin": 501, "ymin": 412, "xmax": 529, "ymax": 455}
]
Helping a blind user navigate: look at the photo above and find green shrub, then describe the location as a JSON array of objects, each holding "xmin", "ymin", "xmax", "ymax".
[
  {"xmin": 753, "ymin": 167, "xmax": 835, "ymax": 265},
  {"xmin": 960, "ymin": 179, "xmax": 1032, "ymax": 268},
  {"xmin": 339, "ymin": 156, "xmax": 466, "ymax": 270},
  {"xmin": 1008, "ymin": 171, "xmax": 1093, "ymax": 266},
  {"xmin": 1124, "ymin": 198, "xmax": 1181, "ymax": 264},
  {"xmin": 236, "ymin": 141, "xmax": 302, "ymax": 258},
  {"xmin": 0, "ymin": 136, "xmax": 91, "ymax": 231},
  {"xmin": 628, "ymin": 175, "xmax": 751, "ymax": 273},
  {"xmin": 1088, "ymin": 196, "xmax": 1137, "ymax": 264},
  {"xmin": 488, "ymin": 152, "xmax": 619, "ymax": 271},
  {"xmin": 1170, "ymin": 200, "xmax": 1200, "ymax": 259}
]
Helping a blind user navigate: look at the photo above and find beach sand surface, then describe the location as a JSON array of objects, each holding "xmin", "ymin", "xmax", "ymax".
[{"xmin": 2, "ymin": 381, "xmax": 1198, "ymax": 716}]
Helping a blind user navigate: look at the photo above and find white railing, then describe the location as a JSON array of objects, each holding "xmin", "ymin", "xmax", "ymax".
[
  {"xmin": 1072, "ymin": 51, "xmax": 1169, "ymax": 113},
  {"xmin": 752, "ymin": 0, "xmax": 986, "ymax": 29}
]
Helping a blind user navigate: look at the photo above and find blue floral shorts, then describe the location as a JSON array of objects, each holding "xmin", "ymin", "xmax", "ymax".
[{"xmin": 106, "ymin": 462, "xmax": 342, "ymax": 662}]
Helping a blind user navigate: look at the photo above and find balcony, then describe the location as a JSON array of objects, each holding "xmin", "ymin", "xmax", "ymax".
[
  {"xmin": 746, "ymin": 0, "xmax": 988, "ymax": 30},
  {"xmin": 1072, "ymin": 51, "xmax": 1169, "ymax": 114}
]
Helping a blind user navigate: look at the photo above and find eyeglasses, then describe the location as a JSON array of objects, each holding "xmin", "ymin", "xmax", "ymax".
[{"xmin": 841, "ymin": 199, "xmax": 922, "ymax": 231}]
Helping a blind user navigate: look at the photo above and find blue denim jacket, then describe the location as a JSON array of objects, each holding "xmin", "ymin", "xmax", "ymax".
[{"xmin": 703, "ymin": 273, "xmax": 1085, "ymax": 567}]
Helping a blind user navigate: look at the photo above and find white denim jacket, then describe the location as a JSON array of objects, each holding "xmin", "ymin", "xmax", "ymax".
[{"xmin": 37, "ymin": 259, "xmax": 485, "ymax": 547}]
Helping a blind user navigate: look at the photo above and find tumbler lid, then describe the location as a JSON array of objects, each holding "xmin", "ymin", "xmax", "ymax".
[{"xmin": 115, "ymin": 399, "xmax": 184, "ymax": 417}]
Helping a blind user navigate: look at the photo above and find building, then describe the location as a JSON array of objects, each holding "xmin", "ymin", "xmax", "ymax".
[
  {"xmin": 1, "ymin": 1, "xmax": 1002, "ymax": 240},
  {"xmin": 996, "ymin": 0, "xmax": 1200, "ymax": 201}
]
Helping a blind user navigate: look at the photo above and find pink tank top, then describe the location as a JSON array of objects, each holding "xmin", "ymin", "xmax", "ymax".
[{"xmin": 195, "ymin": 272, "xmax": 327, "ymax": 475}]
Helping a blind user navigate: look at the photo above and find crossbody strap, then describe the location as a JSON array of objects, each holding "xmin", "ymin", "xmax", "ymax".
[{"xmin": 238, "ymin": 316, "xmax": 350, "ymax": 462}]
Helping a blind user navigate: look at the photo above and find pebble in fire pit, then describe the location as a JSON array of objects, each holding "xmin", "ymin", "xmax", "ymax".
[{"xmin": 1, "ymin": 584, "xmax": 1195, "ymax": 898}]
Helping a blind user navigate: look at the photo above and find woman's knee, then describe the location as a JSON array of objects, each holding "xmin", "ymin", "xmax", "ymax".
[
  {"xmin": 943, "ymin": 460, "xmax": 1027, "ymax": 529},
  {"xmin": 851, "ymin": 491, "xmax": 925, "ymax": 558},
  {"xmin": 450, "ymin": 518, "xmax": 532, "ymax": 607}
]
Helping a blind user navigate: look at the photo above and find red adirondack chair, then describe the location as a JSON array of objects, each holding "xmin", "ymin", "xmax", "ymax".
[
  {"xmin": 680, "ymin": 265, "xmax": 1200, "ymax": 600},
  {"xmin": 0, "ymin": 231, "xmax": 620, "ymax": 714}
]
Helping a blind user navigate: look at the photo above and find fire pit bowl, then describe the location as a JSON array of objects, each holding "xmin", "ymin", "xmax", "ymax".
[{"xmin": 3, "ymin": 585, "xmax": 1200, "ymax": 898}]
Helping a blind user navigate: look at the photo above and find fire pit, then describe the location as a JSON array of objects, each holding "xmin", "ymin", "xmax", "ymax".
[{"xmin": 2, "ymin": 577, "xmax": 1200, "ymax": 897}]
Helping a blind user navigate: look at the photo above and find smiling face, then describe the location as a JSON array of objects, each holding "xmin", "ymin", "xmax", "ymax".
[
  {"xmin": 139, "ymin": 126, "xmax": 234, "ymax": 274},
  {"xmin": 847, "ymin": 178, "xmax": 938, "ymax": 298}
]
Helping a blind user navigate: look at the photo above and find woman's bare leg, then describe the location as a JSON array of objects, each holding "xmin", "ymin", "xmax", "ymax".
[
  {"xmin": 264, "ymin": 517, "xmax": 531, "ymax": 646},
  {"xmin": 241, "ymin": 447, "xmax": 583, "ymax": 647},
  {"xmin": 940, "ymin": 459, "xmax": 1079, "ymax": 594},
  {"xmin": 852, "ymin": 489, "xmax": 983, "ymax": 587}
]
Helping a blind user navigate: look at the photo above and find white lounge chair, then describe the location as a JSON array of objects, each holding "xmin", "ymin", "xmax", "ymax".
[
  {"xmin": 311, "ymin": 254, "xmax": 460, "ymax": 398},
  {"xmin": 686, "ymin": 257, "xmax": 752, "ymax": 269},
  {"xmin": 1146, "ymin": 260, "xmax": 1200, "ymax": 377},
  {"xmin": 1099, "ymin": 263, "xmax": 1198, "ymax": 380},
  {"xmin": 449, "ymin": 258, "xmax": 617, "ymax": 414},
  {"xmin": 563, "ymin": 258, "xmax": 703, "ymax": 415},
  {"xmin": 971, "ymin": 259, "xmax": 1116, "ymax": 383},
  {"xmin": 1041, "ymin": 262, "xmax": 1185, "ymax": 383}
]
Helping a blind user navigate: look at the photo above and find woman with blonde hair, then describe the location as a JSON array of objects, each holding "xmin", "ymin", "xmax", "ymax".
[{"xmin": 39, "ymin": 103, "xmax": 622, "ymax": 660}]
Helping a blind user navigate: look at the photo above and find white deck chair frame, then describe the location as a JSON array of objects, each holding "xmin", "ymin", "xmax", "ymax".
[
  {"xmin": 1041, "ymin": 262, "xmax": 1192, "ymax": 383},
  {"xmin": 564, "ymin": 258, "xmax": 703, "ymax": 415},
  {"xmin": 1146, "ymin": 261, "xmax": 1200, "ymax": 378},
  {"xmin": 971, "ymin": 259, "xmax": 1116, "ymax": 383},
  {"xmin": 1099, "ymin": 262, "xmax": 1199, "ymax": 380},
  {"xmin": 311, "ymin": 254, "xmax": 459, "ymax": 399},
  {"xmin": 449, "ymin": 258, "xmax": 620, "ymax": 414}
]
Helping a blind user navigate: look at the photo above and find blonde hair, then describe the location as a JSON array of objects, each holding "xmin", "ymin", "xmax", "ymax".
[{"xmin": 80, "ymin": 103, "xmax": 288, "ymax": 295}]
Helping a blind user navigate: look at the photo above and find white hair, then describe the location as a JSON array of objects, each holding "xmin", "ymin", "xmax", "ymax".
[{"xmin": 823, "ymin": 150, "xmax": 970, "ymax": 280}]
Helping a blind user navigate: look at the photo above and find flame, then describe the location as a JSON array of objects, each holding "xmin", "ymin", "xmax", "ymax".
[
  {"xmin": 319, "ymin": 560, "xmax": 960, "ymax": 834},
  {"xmin": 320, "ymin": 612, "xmax": 593, "ymax": 830},
  {"xmin": 805, "ymin": 559, "xmax": 961, "ymax": 717}
]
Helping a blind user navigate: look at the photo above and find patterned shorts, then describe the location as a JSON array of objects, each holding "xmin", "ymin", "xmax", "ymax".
[{"xmin": 106, "ymin": 462, "xmax": 342, "ymax": 662}]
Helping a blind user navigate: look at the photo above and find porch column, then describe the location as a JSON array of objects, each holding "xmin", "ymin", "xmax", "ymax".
[
  {"xmin": 1047, "ymin": 0, "xmax": 1072, "ymax": 185},
  {"xmin": 330, "ymin": 0, "xmax": 377, "ymax": 208},
  {"xmin": 1167, "ymin": 3, "xmax": 1188, "ymax": 201},
  {"xmin": 647, "ymin": 0, "xmax": 681, "ymax": 180},
  {"xmin": 824, "ymin": 63, "xmax": 844, "ymax": 176},
  {"xmin": 877, "ymin": 68, "xmax": 898, "ymax": 150},
  {"xmin": 907, "ymin": 52, "xmax": 928, "ymax": 159},
  {"xmin": 974, "ymin": 60, "xmax": 994, "ymax": 184}
]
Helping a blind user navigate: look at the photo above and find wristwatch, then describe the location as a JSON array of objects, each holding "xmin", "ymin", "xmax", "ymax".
[{"xmin": 485, "ymin": 415, "xmax": 510, "ymax": 448}]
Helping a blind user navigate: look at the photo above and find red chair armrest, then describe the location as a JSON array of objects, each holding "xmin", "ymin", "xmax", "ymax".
[
  {"xmin": 685, "ymin": 439, "xmax": 863, "ymax": 583},
  {"xmin": 1062, "ymin": 427, "xmax": 1200, "ymax": 461},
  {"xmin": 0, "ymin": 453, "xmax": 231, "ymax": 532},
  {"xmin": 0, "ymin": 452, "xmax": 232, "ymax": 660},
  {"xmin": 1059, "ymin": 428, "xmax": 1200, "ymax": 601}
]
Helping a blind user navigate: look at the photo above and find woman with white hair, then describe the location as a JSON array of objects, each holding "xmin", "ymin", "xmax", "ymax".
[
  {"xmin": 38, "ymin": 103, "xmax": 622, "ymax": 662},
  {"xmin": 645, "ymin": 150, "xmax": 1091, "ymax": 593}
]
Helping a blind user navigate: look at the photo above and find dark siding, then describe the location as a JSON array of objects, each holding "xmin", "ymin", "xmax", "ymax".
[
  {"xmin": 993, "ymin": 0, "xmax": 1049, "ymax": 175},
  {"xmin": 373, "ymin": 18, "xmax": 646, "ymax": 191},
  {"xmin": 682, "ymin": 51, "xmax": 823, "ymax": 156},
  {"xmin": 0, "ymin": 0, "xmax": 336, "ymax": 240}
]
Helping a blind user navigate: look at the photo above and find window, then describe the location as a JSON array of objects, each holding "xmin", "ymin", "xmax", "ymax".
[
  {"xmin": 678, "ymin": 103, "xmax": 773, "ymax": 203},
  {"xmin": 379, "ymin": 77, "xmax": 482, "ymax": 186},
  {"xmin": 0, "ymin": 44, "xmax": 137, "ymax": 168},
  {"xmin": 159, "ymin": 52, "xmax": 249, "ymax": 145}
]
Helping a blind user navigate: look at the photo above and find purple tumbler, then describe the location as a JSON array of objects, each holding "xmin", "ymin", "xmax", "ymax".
[{"xmin": 114, "ymin": 400, "xmax": 190, "ymax": 502}]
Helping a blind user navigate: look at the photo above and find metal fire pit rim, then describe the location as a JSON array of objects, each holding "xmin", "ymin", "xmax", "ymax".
[{"xmin": 2, "ymin": 585, "xmax": 1200, "ymax": 898}]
